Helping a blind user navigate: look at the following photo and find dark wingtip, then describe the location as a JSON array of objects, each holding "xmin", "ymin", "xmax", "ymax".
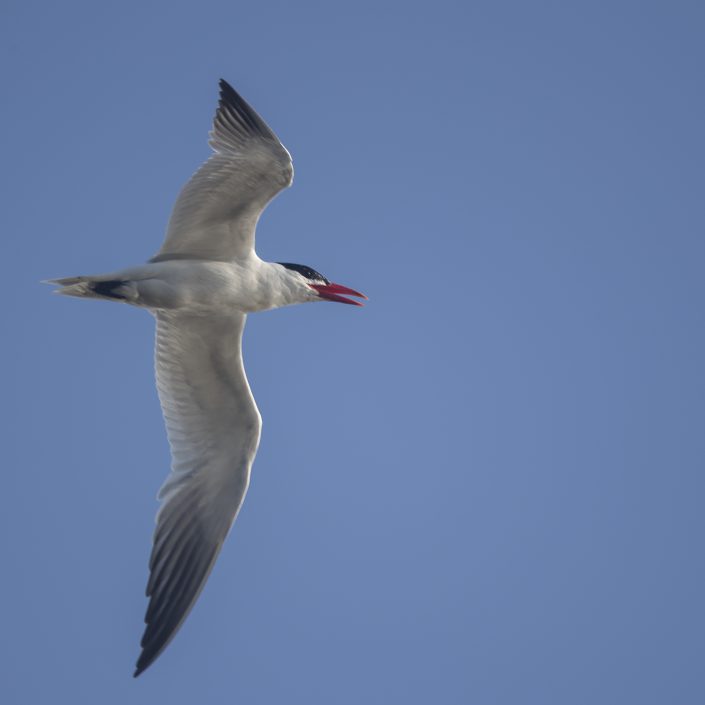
[
  {"xmin": 132, "ymin": 632, "xmax": 160, "ymax": 678},
  {"xmin": 133, "ymin": 649, "xmax": 151, "ymax": 677},
  {"xmin": 212, "ymin": 78, "xmax": 276, "ymax": 143},
  {"xmin": 218, "ymin": 78, "xmax": 233, "ymax": 97},
  {"xmin": 133, "ymin": 650, "xmax": 155, "ymax": 678},
  {"xmin": 133, "ymin": 628, "xmax": 164, "ymax": 677},
  {"xmin": 217, "ymin": 78, "xmax": 240, "ymax": 110}
]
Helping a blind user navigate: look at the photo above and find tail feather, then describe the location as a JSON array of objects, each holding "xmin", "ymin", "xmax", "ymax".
[
  {"xmin": 46, "ymin": 276, "xmax": 136, "ymax": 302},
  {"xmin": 43, "ymin": 276, "xmax": 89, "ymax": 287}
]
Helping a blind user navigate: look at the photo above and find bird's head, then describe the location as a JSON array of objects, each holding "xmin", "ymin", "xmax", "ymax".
[{"xmin": 277, "ymin": 262, "xmax": 367, "ymax": 306}]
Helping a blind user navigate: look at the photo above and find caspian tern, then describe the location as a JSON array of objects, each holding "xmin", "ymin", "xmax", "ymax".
[{"xmin": 47, "ymin": 79, "xmax": 366, "ymax": 677}]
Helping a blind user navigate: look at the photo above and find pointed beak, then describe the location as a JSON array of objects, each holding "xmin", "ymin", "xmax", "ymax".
[{"xmin": 310, "ymin": 282, "xmax": 368, "ymax": 306}]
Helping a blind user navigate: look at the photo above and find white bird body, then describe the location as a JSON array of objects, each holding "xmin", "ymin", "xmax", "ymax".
[
  {"xmin": 58, "ymin": 258, "xmax": 319, "ymax": 312},
  {"xmin": 47, "ymin": 79, "xmax": 365, "ymax": 677}
]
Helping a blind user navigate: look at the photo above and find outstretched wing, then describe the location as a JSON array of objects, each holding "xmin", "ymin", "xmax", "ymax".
[
  {"xmin": 134, "ymin": 311, "xmax": 261, "ymax": 677},
  {"xmin": 152, "ymin": 80, "xmax": 293, "ymax": 263}
]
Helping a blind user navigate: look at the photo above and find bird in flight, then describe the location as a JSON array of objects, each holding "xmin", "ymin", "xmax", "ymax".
[{"xmin": 47, "ymin": 79, "xmax": 366, "ymax": 677}]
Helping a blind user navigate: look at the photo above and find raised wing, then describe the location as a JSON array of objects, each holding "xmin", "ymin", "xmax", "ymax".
[
  {"xmin": 134, "ymin": 311, "xmax": 262, "ymax": 677},
  {"xmin": 152, "ymin": 80, "xmax": 293, "ymax": 263}
]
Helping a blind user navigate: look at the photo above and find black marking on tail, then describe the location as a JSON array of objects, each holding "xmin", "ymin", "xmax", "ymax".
[{"xmin": 92, "ymin": 280, "xmax": 128, "ymax": 300}]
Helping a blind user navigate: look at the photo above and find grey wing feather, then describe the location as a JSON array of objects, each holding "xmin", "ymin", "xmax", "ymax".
[
  {"xmin": 152, "ymin": 79, "xmax": 293, "ymax": 263},
  {"xmin": 134, "ymin": 311, "xmax": 261, "ymax": 677}
]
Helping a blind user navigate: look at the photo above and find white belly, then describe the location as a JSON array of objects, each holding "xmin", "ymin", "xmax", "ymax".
[{"xmin": 116, "ymin": 258, "xmax": 285, "ymax": 313}]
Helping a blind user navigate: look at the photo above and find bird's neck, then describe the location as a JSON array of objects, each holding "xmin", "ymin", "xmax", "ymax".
[{"xmin": 254, "ymin": 260, "xmax": 307, "ymax": 311}]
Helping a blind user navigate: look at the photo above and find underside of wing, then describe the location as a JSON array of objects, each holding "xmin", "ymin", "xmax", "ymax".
[
  {"xmin": 152, "ymin": 80, "xmax": 293, "ymax": 263},
  {"xmin": 134, "ymin": 311, "xmax": 261, "ymax": 677}
]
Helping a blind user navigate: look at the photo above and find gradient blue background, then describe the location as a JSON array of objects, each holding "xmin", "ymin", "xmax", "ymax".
[{"xmin": 3, "ymin": 1, "xmax": 704, "ymax": 702}]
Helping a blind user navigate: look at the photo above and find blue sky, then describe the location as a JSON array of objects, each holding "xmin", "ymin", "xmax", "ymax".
[{"xmin": 3, "ymin": 1, "xmax": 705, "ymax": 702}]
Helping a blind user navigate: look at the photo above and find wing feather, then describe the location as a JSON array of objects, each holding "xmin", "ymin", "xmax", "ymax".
[
  {"xmin": 134, "ymin": 311, "xmax": 261, "ymax": 677},
  {"xmin": 152, "ymin": 79, "xmax": 293, "ymax": 263}
]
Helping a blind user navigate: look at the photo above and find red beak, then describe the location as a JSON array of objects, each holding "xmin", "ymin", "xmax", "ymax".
[{"xmin": 310, "ymin": 282, "xmax": 367, "ymax": 306}]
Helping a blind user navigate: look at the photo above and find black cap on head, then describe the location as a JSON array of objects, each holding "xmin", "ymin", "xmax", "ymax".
[{"xmin": 278, "ymin": 262, "xmax": 329, "ymax": 284}]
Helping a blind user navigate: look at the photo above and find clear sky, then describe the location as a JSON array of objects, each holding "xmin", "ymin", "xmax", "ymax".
[{"xmin": 3, "ymin": 1, "xmax": 704, "ymax": 703}]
